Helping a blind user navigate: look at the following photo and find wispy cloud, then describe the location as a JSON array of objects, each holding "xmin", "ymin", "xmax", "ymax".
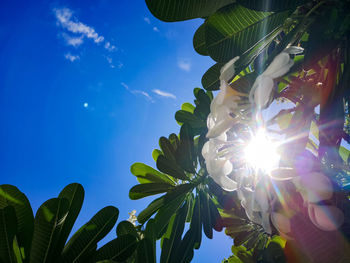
[
  {"xmin": 144, "ymin": 17, "xmax": 151, "ymax": 24},
  {"xmin": 64, "ymin": 53, "xmax": 80, "ymax": 62},
  {"xmin": 54, "ymin": 8, "xmax": 104, "ymax": 44},
  {"xmin": 54, "ymin": 7, "xmax": 117, "ymax": 52},
  {"xmin": 177, "ymin": 59, "xmax": 191, "ymax": 72},
  {"xmin": 152, "ymin": 89, "xmax": 176, "ymax": 99},
  {"xmin": 121, "ymin": 82, "xmax": 153, "ymax": 102},
  {"xmin": 104, "ymin": 41, "xmax": 116, "ymax": 52},
  {"xmin": 153, "ymin": 26, "xmax": 159, "ymax": 32},
  {"xmin": 62, "ymin": 33, "xmax": 83, "ymax": 47}
]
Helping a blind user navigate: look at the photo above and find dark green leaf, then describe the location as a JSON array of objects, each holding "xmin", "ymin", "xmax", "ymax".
[
  {"xmin": 199, "ymin": 191, "xmax": 213, "ymax": 239},
  {"xmin": 96, "ymin": 235, "xmax": 138, "ymax": 262},
  {"xmin": 175, "ymin": 110, "xmax": 206, "ymax": 129},
  {"xmin": 205, "ymin": 4, "xmax": 289, "ymax": 62},
  {"xmin": 62, "ymin": 206, "xmax": 119, "ymax": 263},
  {"xmin": 131, "ymin": 163, "xmax": 175, "ymax": 185},
  {"xmin": 136, "ymin": 238, "xmax": 154, "ymax": 263},
  {"xmin": 137, "ymin": 184, "xmax": 194, "ymax": 224},
  {"xmin": 55, "ymin": 183, "xmax": 85, "ymax": 259},
  {"xmin": 0, "ymin": 206, "xmax": 17, "ymax": 263},
  {"xmin": 190, "ymin": 195, "xmax": 202, "ymax": 249},
  {"xmin": 116, "ymin": 221, "xmax": 139, "ymax": 239},
  {"xmin": 161, "ymin": 202, "xmax": 188, "ymax": 263},
  {"xmin": 30, "ymin": 198, "xmax": 69, "ymax": 263},
  {"xmin": 234, "ymin": 230, "xmax": 255, "ymax": 246},
  {"xmin": 129, "ymin": 183, "xmax": 175, "ymax": 200},
  {"xmin": 154, "ymin": 192, "xmax": 187, "ymax": 239},
  {"xmin": 193, "ymin": 23, "xmax": 208, "ymax": 56},
  {"xmin": 159, "ymin": 137, "xmax": 176, "ymax": 161},
  {"xmin": 168, "ymin": 134, "xmax": 180, "ymax": 151},
  {"xmin": 201, "ymin": 63, "xmax": 224, "ymax": 91},
  {"xmin": 156, "ymin": 155, "xmax": 188, "ymax": 180},
  {"xmin": 144, "ymin": 219, "xmax": 156, "ymax": 263},
  {"xmin": 145, "ymin": 0, "xmax": 234, "ymax": 22},
  {"xmin": 172, "ymin": 229, "xmax": 195, "ymax": 263},
  {"xmin": 0, "ymin": 184, "xmax": 34, "ymax": 260},
  {"xmin": 237, "ymin": 0, "xmax": 307, "ymax": 12},
  {"xmin": 176, "ymin": 124, "xmax": 196, "ymax": 173}
]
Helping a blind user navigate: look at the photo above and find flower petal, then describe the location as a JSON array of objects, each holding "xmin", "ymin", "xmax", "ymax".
[
  {"xmin": 220, "ymin": 56, "xmax": 240, "ymax": 82},
  {"xmin": 300, "ymin": 172, "xmax": 333, "ymax": 202},
  {"xmin": 308, "ymin": 204, "xmax": 344, "ymax": 231}
]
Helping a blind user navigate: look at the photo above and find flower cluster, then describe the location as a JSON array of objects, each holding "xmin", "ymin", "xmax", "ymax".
[{"xmin": 202, "ymin": 47, "xmax": 344, "ymax": 236}]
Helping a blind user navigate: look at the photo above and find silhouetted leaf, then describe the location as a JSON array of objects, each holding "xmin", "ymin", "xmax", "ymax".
[
  {"xmin": 30, "ymin": 198, "xmax": 69, "ymax": 263},
  {"xmin": 156, "ymin": 155, "xmax": 188, "ymax": 180},
  {"xmin": 62, "ymin": 206, "xmax": 119, "ymax": 263},
  {"xmin": 206, "ymin": 4, "xmax": 288, "ymax": 62},
  {"xmin": 116, "ymin": 221, "xmax": 139, "ymax": 239},
  {"xmin": 129, "ymin": 183, "xmax": 175, "ymax": 200},
  {"xmin": 0, "ymin": 206, "xmax": 17, "ymax": 263},
  {"xmin": 145, "ymin": 0, "xmax": 235, "ymax": 22},
  {"xmin": 201, "ymin": 63, "xmax": 224, "ymax": 91},
  {"xmin": 194, "ymin": 23, "xmax": 208, "ymax": 56},
  {"xmin": 96, "ymin": 235, "xmax": 138, "ymax": 262},
  {"xmin": 0, "ymin": 184, "xmax": 34, "ymax": 260},
  {"xmin": 237, "ymin": 0, "xmax": 307, "ymax": 12}
]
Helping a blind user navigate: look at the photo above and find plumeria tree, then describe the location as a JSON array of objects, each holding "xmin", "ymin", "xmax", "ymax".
[
  {"xmin": 128, "ymin": 0, "xmax": 350, "ymax": 262},
  {"xmin": 1, "ymin": 1, "xmax": 350, "ymax": 263}
]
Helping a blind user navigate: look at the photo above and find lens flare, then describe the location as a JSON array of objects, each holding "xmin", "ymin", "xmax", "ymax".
[{"xmin": 244, "ymin": 129, "xmax": 280, "ymax": 173}]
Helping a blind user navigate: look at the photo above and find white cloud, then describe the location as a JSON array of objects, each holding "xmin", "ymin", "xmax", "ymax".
[
  {"xmin": 64, "ymin": 53, "xmax": 80, "ymax": 62},
  {"xmin": 144, "ymin": 17, "xmax": 151, "ymax": 24},
  {"xmin": 62, "ymin": 33, "xmax": 83, "ymax": 47},
  {"xmin": 121, "ymin": 82, "xmax": 153, "ymax": 102},
  {"xmin": 177, "ymin": 59, "xmax": 191, "ymax": 72},
  {"xmin": 152, "ymin": 89, "xmax": 176, "ymax": 99},
  {"xmin": 153, "ymin": 26, "xmax": 159, "ymax": 32},
  {"xmin": 54, "ymin": 8, "xmax": 105, "ymax": 44},
  {"xmin": 121, "ymin": 82, "xmax": 129, "ymax": 90},
  {"xmin": 104, "ymin": 41, "xmax": 116, "ymax": 51}
]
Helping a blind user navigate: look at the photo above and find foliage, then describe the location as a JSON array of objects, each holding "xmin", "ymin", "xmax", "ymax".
[
  {"xmin": 131, "ymin": 0, "xmax": 350, "ymax": 262},
  {"xmin": 0, "ymin": 183, "xmax": 139, "ymax": 263}
]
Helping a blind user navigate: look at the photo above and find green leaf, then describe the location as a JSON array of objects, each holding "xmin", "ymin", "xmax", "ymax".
[
  {"xmin": 181, "ymin": 103, "xmax": 195, "ymax": 114},
  {"xmin": 62, "ymin": 206, "xmax": 119, "ymax": 263},
  {"xmin": 176, "ymin": 124, "xmax": 196, "ymax": 173},
  {"xmin": 160, "ymin": 202, "xmax": 188, "ymax": 263},
  {"xmin": 193, "ymin": 23, "xmax": 208, "ymax": 56},
  {"xmin": 339, "ymin": 146, "xmax": 350, "ymax": 164},
  {"xmin": 144, "ymin": 219, "xmax": 156, "ymax": 263},
  {"xmin": 55, "ymin": 183, "xmax": 85, "ymax": 259},
  {"xmin": 30, "ymin": 198, "xmax": 69, "ymax": 263},
  {"xmin": 159, "ymin": 137, "xmax": 176, "ymax": 161},
  {"xmin": 0, "ymin": 206, "xmax": 17, "ymax": 263},
  {"xmin": 152, "ymin": 149, "xmax": 162, "ymax": 162},
  {"xmin": 168, "ymin": 134, "xmax": 180, "ymax": 151},
  {"xmin": 190, "ymin": 195, "xmax": 202, "ymax": 250},
  {"xmin": 116, "ymin": 221, "xmax": 139, "ymax": 239},
  {"xmin": 201, "ymin": 63, "xmax": 224, "ymax": 91},
  {"xmin": 199, "ymin": 191, "xmax": 212, "ymax": 239},
  {"xmin": 175, "ymin": 110, "xmax": 206, "ymax": 129},
  {"xmin": 137, "ymin": 184, "xmax": 194, "ymax": 224},
  {"xmin": 154, "ymin": 192, "xmax": 187, "ymax": 239},
  {"xmin": 136, "ymin": 238, "xmax": 154, "ymax": 263},
  {"xmin": 131, "ymin": 163, "xmax": 175, "ymax": 185},
  {"xmin": 237, "ymin": 0, "xmax": 306, "ymax": 12},
  {"xmin": 205, "ymin": 4, "xmax": 288, "ymax": 62},
  {"xmin": 208, "ymin": 196, "xmax": 222, "ymax": 231},
  {"xmin": 145, "ymin": 0, "xmax": 234, "ymax": 22},
  {"xmin": 0, "ymin": 185, "xmax": 34, "ymax": 261},
  {"xmin": 129, "ymin": 183, "xmax": 175, "ymax": 200},
  {"xmin": 172, "ymin": 229, "xmax": 195, "ymax": 263},
  {"xmin": 156, "ymin": 155, "xmax": 188, "ymax": 181},
  {"xmin": 95, "ymin": 235, "xmax": 138, "ymax": 262}
]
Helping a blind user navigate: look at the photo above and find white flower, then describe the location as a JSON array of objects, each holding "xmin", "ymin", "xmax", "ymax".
[
  {"xmin": 249, "ymin": 46, "xmax": 303, "ymax": 109},
  {"xmin": 127, "ymin": 210, "xmax": 137, "ymax": 226}
]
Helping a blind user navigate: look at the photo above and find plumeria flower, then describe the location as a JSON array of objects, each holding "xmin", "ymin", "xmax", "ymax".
[
  {"xmin": 249, "ymin": 46, "xmax": 304, "ymax": 109},
  {"xmin": 127, "ymin": 209, "xmax": 138, "ymax": 226}
]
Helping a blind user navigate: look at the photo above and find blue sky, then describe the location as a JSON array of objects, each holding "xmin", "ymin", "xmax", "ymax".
[{"xmin": 0, "ymin": 0, "xmax": 232, "ymax": 261}]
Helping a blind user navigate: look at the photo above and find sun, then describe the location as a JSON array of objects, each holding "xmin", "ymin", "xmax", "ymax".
[{"xmin": 244, "ymin": 129, "xmax": 280, "ymax": 173}]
